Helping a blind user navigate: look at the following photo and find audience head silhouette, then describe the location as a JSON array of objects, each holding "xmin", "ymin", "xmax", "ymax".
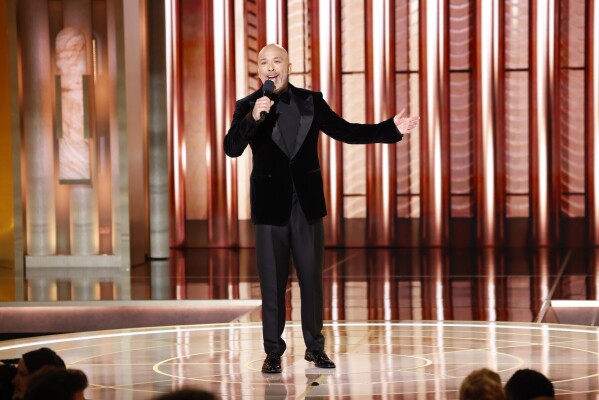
[
  {"xmin": 0, "ymin": 360, "xmax": 17, "ymax": 400},
  {"xmin": 504, "ymin": 369, "xmax": 555, "ymax": 400},
  {"xmin": 22, "ymin": 367, "xmax": 88, "ymax": 400},
  {"xmin": 154, "ymin": 388, "xmax": 218, "ymax": 400},
  {"xmin": 459, "ymin": 368, "xmax": 504, "ymax": 400},
  {"xmin": 11, "ymin": 347, "xmax": 66, "ymax": 400}
]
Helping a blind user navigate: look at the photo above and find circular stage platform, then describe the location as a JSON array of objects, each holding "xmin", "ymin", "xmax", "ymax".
[{"xmin": 1, "ymin": 321, "xmax": 597, "ymax": 399}]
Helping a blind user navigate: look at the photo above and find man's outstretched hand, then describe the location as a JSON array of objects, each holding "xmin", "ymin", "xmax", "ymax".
[{"xmin": 394, "ymin": 108, "xmax": 420, "ymax": 133}]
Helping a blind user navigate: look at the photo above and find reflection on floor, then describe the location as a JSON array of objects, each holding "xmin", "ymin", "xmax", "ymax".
[
  {"xmin": 1, "ymin": 248, "xmax": 599, "ymax": 398},
  {"xmin": 1, "ymin": 321, "xmax": 599, "ymax": 399},
  {"xmin": 2, "ymin": 248, "xmax": 597, "ymax": 327}
]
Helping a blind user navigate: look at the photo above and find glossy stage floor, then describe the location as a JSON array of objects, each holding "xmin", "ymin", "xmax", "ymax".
[{"xmin": 2, "ymin": 248, "xmax": 599, "ymax": 399}]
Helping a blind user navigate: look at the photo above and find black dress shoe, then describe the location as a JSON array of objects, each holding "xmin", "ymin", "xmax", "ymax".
[
  {"xmin": 304, "ymin": 350, "xmax": 336, "ymax": 368},
  {"xmin": 261, "ymin": 352, "xmax": 282, "ymax": 373}
]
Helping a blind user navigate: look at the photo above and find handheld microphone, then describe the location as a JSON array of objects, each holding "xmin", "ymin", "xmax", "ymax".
[{"xmin": 259, "ymin": 80, "xmax": 275, "ymax": 122}]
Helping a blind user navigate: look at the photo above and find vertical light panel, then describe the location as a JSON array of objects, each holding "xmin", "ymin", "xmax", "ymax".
[
  {"xmin": 147, "ymin": 0, "xmax": 169, "ymax": 259},
  {"xmin": 341, "ymin": 0, "xmax": 367, "ymax": 223},
  {"xmin": 318, "ymin": 0, "xmax": 343, "ymax": 245},
  {"xmin": 504, "ymin": 0, "xmax": 530, "ymax": 219},
  {"xmin": 367, "ymin": 0, "xmax": 395, "ymax": 245},
  {"xmin": 396, "ymin": 0, "xmax": 421, "ymax": 220},
  {"xmin": 557, "ymin": 0, "xmax": 585, "ymax": 219},
  {"xmin": 475, "ymin": 0, "xmax": 498, "ymax": 245},
  {"xmin": 589, "ymin": 0, "xmax": 599, "ymax": 244},
  {"xmin": 287, "ymin": 0, "xmax": 311, "ymax": 89},
  {"xmin": 449, "ymin": 0, "xmax": 474, "ymax": 220},
  {"xmin": 122, "ymin": 0, "xmax": 149, "ymax": 265},
  {"xmin": 530, "ymin": 0, "xmax": 554, "ymax": 246},
  {"xmin": 92, "ymin": 0, "xmax": 114, "ymax": 256},
  {"xmin": 420, "ymin": 0, "xmax": 448, "ymax": 246},
  {"xmin": 166, "ymin": 0, "xmax": 185, "ymax": 246},
  {"xmin": 211, "ymin": 0, "xmax": 237, "ymax": 245},
  {"xmin": 225, "ymin": 0, "xmax": 238, "ymax": 244},
  {"xmin": 265, "ymin": 0, "xmax": 284, "ymax": 44},
  {"xmin": 234, "ymin": 0, "xmax": 251, "ymax": 221},
  {"xmin": 319, "ymin": 0, "xmax": 332, "ymax": 100}
]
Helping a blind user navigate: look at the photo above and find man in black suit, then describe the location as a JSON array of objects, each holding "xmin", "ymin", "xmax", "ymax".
[{"xmin": 224, "ymin": 44, "xmax": 419, "ymax": 373}]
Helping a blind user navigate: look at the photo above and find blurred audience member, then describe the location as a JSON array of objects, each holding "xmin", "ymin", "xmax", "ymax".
[
  {"xmin": 0, "ymin": 359, "xmax": 17, "ymax": 400},
  {"xmin": 11, "ymin": 348, "xmax": 65, "ymax": 400},
  {"xmin": 504, "ymin": 369, "xmax": 555, "ymax": 400},
  {"xmin": 23, "ymin": 367, "xmax": 87, "ymax": 400},
  {"xmin": 154, "ymin": 388, "xmax": 217, "ymax": 400},
  {"xmin": 459, "ymin": 368, "xmax": 504, "ymax": 400}
]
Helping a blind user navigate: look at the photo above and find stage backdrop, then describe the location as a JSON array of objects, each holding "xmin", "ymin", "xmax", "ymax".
[
  {"xmin": 1, "ymin": 0, "xmax": 598, "ymax": 268},
  {"xmin": 171, "ymin": 0, "xmax": 598, "ymax": 248}
]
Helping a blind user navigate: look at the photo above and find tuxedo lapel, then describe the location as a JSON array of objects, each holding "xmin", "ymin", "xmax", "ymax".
[
  {"xmin": 249, "ymin": 98, "xmax": 289, "ymax": 156},
  {"xmin": 291, "ymin": 94, "xmax": 314, "ymax": 158}
]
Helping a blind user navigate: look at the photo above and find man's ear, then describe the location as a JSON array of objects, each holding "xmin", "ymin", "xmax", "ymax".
[{"xmin": 288, "ymin": 63, "xmax": 292, "ymax": 74}]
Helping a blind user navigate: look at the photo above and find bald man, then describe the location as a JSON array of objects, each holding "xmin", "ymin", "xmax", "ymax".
[{"xmin": 224, "ymin": 44, "xmax": 419, "ymax": 373}]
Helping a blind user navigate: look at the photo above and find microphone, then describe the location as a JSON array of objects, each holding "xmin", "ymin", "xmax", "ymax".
[{"xmin": 259, "ymin": 80, "xmax": 275, "ymax": 122}]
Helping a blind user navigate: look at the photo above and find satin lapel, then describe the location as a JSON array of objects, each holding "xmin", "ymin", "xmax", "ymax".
[
  {"xmin": 252, "ymin": 98, "xmax": 288, "ymax": 156},
  {"xmin": 291, "ymin": 94, "xmax": 314, "ymax": 158},
  {"xmin": 271, "ymin": 116, "xmax": 290, "ymax": 156}
]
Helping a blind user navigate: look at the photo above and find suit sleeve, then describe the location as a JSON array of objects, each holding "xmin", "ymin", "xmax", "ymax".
[
  {"xmin": 224, "ymin": 100, "xmax": 258, "ymax": 158},
  {"xmin": 316, "ymin": 93, "xmax": 403, "ymax": 144}
]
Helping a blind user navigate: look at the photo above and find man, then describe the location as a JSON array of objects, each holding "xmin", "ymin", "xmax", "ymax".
[
  {"xmin": 504, "ymin": 369, "xmax": 555, "ymax": 400},
  {"xmin": 11, "ymin": 347, "xmax": 66, "ymax": 400},
  {"xmin": 224, "ymin": 43, "xmax": 419, "ymax": 374},
  {"xmin": 23, "ymin": 367, "xmax": 88, "ymax": 400},
  {"xmin": 459, "ymin": 368, "xmax": 504, "ymax": 400}
]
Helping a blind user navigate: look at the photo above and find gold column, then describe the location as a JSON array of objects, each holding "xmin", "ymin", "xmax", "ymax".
[
  {"xmin": 366, "ymin": 0, "xmax": 396, "ymax": 246},
  {"xmin": 475, "ymin": 0, "xmax": 500, "ymax": 245},
  {"xmin": 420, "ymin": 0, "xmax": 449, "ymax": 246},
  {"xmin": 588, "ymin": 0, "xmax": 599, "ymax": 245},
  {"xmin": 92, "ymin": 0, "xmax": 113, "ymax": 255},
  {"xmin": 233, "ymin": 0, "xmax": 251, "ymax": 244},
  {"xmin": 209, "ymin": 0, "xmax": 237, "ymax": 246},
  {"xmin": 107, "ymin": 0, "xmax": 131, "ymax": 269},
  {"xmin": 147, "ymin": 0, "xmax": 169, "ymax": 258},
  {"xmin": 19, "ymin": 0, "xmax": 56, "ymax": 256},
  {"xmin": 123, "ymin": 0, "xmax": 148, "ymax": 264},
  {"xmin": 168, "ymin": 0, "xmax": 185, "ymax": 247},
  {"xmin": 530, "ymin": 0, "xmax": 555, "ymax": 246},
  {"xmin": 0, "ymin": 0, "xmax": 23, "ymax": 301},
  {"xmin": 318, "ymin": 0, "xmax": 343, "ymax": 245}
]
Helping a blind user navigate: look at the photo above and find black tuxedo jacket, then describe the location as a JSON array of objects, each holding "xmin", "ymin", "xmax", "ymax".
[{"xmin": 224, "ymin": 84, "xmax": 403, "ymax": 225}]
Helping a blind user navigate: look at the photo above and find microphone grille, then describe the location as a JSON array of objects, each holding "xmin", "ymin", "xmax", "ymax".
[{"xmin": 263, "ymin": 79, "xmax": 275, "ymax": 95}]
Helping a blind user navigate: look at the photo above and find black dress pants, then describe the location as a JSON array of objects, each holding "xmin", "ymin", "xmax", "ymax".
[{"xmin": 254, "ymin": 194, "xmax": 325, "ymax": 355}]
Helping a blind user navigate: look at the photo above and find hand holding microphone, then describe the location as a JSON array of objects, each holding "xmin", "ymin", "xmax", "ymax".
[{"xmin": 253, "ymin": 80, "xmax": 275, "ymax": 122}]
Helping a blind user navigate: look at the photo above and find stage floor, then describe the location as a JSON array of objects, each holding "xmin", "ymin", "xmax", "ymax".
[
  {"xmin": 1, "ymin": 320, "xmax": 599, "ymax": 399},
  {"xmin": 2, "ymin": 247, "xmax": 599, "ymax": 398}
]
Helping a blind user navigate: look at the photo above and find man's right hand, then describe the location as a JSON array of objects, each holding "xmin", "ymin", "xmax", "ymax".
[{"xmin": 253, "ymin": 96, "xmax": 275, "ymax": 121}]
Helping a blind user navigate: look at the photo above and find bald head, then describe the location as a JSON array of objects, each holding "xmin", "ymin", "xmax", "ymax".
[
  {"xmin": 257, "ymin": 43, "xmax": 291, "ymax": 93},
  {"xmin": 258, "ymin": 44, "xmax": 288, "ymax": 61}
]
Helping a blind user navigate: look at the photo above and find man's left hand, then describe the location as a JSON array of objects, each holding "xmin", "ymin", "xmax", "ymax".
[{"xmin": 394, "ymin": 108, "xmax": 420, "ymax": 133}]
